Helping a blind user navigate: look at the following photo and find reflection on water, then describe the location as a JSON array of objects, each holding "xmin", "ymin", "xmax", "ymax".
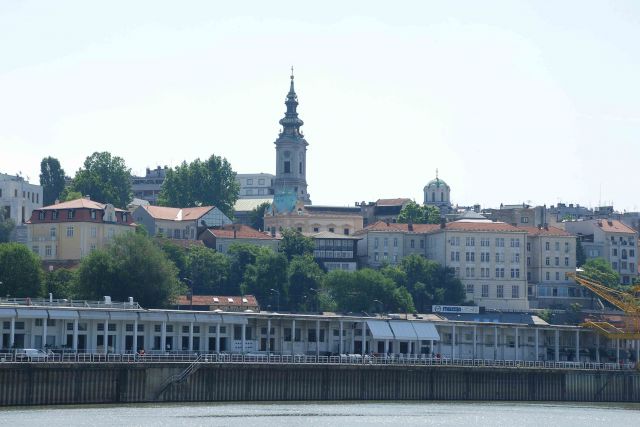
[{"xmin": 1, "ymin": 401, "xmax": 639, "ymax": 427}]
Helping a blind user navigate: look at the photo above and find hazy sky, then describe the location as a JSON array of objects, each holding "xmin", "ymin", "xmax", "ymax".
[{"xmin": 1, "ymin": 1, "xmax": 639, "ymax": 210}]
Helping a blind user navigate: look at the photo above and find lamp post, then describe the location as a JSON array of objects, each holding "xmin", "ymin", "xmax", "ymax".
[
  {"xmin": 373, "ymin": 299, "xmax": 384, "ymax": 315},
  {"xmin": 182, "ymin": 278, "xmax": 194, "ymax": 310},
  {"xmin": 309, "ymin": 288, "xmax": 320, "ymax": 313},
  {"xmin": 269, "ymin": 288, "xmax": 280, "ymax": 312}
]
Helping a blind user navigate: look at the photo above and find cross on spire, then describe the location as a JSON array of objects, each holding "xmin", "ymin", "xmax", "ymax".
[{"xmin": 436, "ymin": 168, "xmax": 439, "ymax": 179}]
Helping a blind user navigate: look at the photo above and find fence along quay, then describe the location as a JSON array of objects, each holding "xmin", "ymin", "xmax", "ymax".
[{"xmin": 1, "ymin": 298, "xmax": 640, "ymax": 405}]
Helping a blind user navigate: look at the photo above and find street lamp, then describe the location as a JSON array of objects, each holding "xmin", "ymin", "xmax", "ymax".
[
  {"xmin": 309, "ymin": 288, "xmax": 320, "ymax": 313},
  {"xmin": 373, "ymin": 299, "xmax": 384, "ymax": 314},
  {"xmin": 269, "ymin": 288, "xmax": 280, "ymax": 312},
  {"xmin": 182, "ymin": 278, "xmax": 194, "ymax": 310}
]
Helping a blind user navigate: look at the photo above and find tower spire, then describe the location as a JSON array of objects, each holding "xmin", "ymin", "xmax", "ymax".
[{"xmin": 279, "ymin": 66, "xmax": 303, "ymax": 137}]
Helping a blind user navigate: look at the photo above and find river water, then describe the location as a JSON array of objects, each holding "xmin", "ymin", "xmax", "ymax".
[{"xmin": 0, "ymin": 401, "xmax": 638, "ymax": 426}]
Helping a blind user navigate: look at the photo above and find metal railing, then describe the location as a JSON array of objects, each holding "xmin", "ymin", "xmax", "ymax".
[
  {"xmin": 0, "ymin": 298, "xmax": 140, "ymax": 309},
  {"xmin": 0, "ymin": 352, "xmax": 634, "ymax": 371}
]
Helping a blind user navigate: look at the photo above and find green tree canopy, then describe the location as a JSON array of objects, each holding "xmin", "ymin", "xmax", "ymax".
[
  {"xmin": 76, "ymin": 233, "xmax": 183, "ymax": 308},
  {"xmin": 70, "ymin": 152, "xmax": 132, "ymax": 208},
  {"xmin": 241, "ymin": 250, "xmax": 288, "ymax": 311},
  {"xmin": 324, "ymin": 268, "xmax": 415, "ymax": 313},
  {"xmin": 39, "ymin": 156, "xmax": 67, "ymax": 206},
  {"xmin": 279, "ymin": 228, "xmax": 314, "ymax": 261},
  {"xmin": 186, "ymin": 246, "xmax": 229, "ymax": 293},
  {"xmin": 397, "ymin": 201, "xmax": 441, "ymax": 224},
  {"xmin": 0, "ymin": 243, "xmax": 43, "ymax": 297},
  {"xmin": 155, "ymin": 239, "xmax": 188, "ymax": 279},
  {"xmin": 159, "ymin": 154, "xmax": 239, "ymax": 217},
  {"xmin": 226, "ymin": 243, "xmax": 271, "ymax": 294},
  {"xmin": 44, "ymin": 268, "xmax": 78, "ymax": 299},
  {"xmin": 398, "ymin": 255, "xmax": 466, "ymax": 311},
  {"xmin": 249, "ymin": 202, "xmax": 271, "ymax": 231},
  {"xmin": 288, "ymin": 254, "xmax": 325, "ymax": 312},
  {"xmin": 581, "ymin": 258, "xmax": 621, "ymax": 289}
]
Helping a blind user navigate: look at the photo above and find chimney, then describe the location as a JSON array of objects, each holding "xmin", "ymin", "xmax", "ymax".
[
  {"xmin": 84, "ymin": 195, "xmax": 90, "ymax": 200},
  {"xmin": 270, "ymin": 227, "xmax": 276, "ymax": 237},
  {"xmin": 544, "ymin": 223, "xmax": 549, "ymax": 230},
  {"xmin": 440, "ymin": 217, "xmax": 446, "ymax": 229}
]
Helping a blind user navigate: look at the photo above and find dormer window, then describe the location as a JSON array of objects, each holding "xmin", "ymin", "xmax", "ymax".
[
  {"xmin": 90, "ymin": 210, "xmax": 96, "ymax": 220},
  {"xmin": 122, "ymin": 213, "xmax": 127, "ymax": 222},
  {"xmin": 52, "ymin": 210, "xmax": 59, "ymax": 220},
  {"xmin": 67, "ymin": 209, "xmax": 75, "ymax": 219},
  {"xmin": 38, "ymin": 211, "xmax": 45, "ymax": 220}
]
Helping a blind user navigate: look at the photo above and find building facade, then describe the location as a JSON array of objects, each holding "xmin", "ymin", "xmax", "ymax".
[
  {"xmin": 357, "ymin": 198, "xmax": 412, "ymax": 226},
  {"xmin": 131, "ymin": 166, "xmax": 169, "ymax": 205},
  {"xmin": 265, "ymin": 204, "xmax": 363, "ymax": 236},
  {"xmin": 236, "ymin": 173, "xmax": 275, "ymax": 199},
  {"xmin": 564, "ymin": 219, "xmax": 638, "ymax": 285},
  {"xmin": 423, "ymin": 173, "xmax": 452, "ymax": 214},
  {"xmin": 133, "ymin": 205, "xmax": 232, "ymax": 240},
  {"xmin": 200, "ymin": 224, "xmax": 280, "ymax": 254},
  {"xmin": 519, "ymin": 226, "xmax": 583, "ymax": 309},
  {"xmin": 309, "ymin": 231, "xmax": 361, "ymax": 272},
  {"xmin": 0, "ymin": 173, "xmax": 43, "ymax": 242},
  {"xmin": 26, "ymin": 198, "xmax": 135, "ymax": 262}
]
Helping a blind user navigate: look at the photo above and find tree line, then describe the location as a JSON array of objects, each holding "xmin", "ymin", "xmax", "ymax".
[
  {"xmin": 0, "ymin": 229, "xmax": 466, "ymax": 313},
  {"xmin": 38, "ymin": 151, "xmax": 239, "ymax": 217}
]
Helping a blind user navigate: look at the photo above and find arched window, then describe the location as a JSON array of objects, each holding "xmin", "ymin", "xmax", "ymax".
[
  {"xmin": 432, "ymin": 192, "xmax": 435, "ymax": 202},
  {"xmin": 440, "ymin": 192, "xmax": 444, "ymax": 202}
]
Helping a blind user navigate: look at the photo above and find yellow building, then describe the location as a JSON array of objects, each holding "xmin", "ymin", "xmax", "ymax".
[{"xmin": 26, "ymin": 198, "xmax": 135, "ymax": 262}]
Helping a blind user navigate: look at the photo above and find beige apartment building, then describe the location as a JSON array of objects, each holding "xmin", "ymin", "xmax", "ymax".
[
  {"xmin": 564, "ymin": 219, "xmax": 638, "ymax": 285},
  {"xmin": 518, "ymin": 226, "xmax": 581, "ymax": 308},
  {"xmin": 264, "ymin": 204, "xmax": 363, "ymax": 236},
  {"xmin": 26, "ymin": 198, "xmax": 135, "ymax": 262},
  {"xmin": 427, "ymin": 221, "xmax": 528, "ymax": 310}
]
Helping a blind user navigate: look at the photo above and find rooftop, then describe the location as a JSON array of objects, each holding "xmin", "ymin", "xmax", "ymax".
[
  {"xmin": 141, "ymin": 205, "xmax": 214, "ymax": 221},
  {"xmin": 40, "ymin": 198, "xmax": 126, "ymax": 212},
  {"xmin": 205, "ymin": 224, "xmax": 277, "ymax": 240}
]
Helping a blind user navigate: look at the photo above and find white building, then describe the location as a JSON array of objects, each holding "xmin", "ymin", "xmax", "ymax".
[
  {"xmin": 0, "ymin": 173, "xmax": 43, "ymax": 242},
  {"xmin": 236, "ymin": 173, "xmax": 275, "ymax": 199}
]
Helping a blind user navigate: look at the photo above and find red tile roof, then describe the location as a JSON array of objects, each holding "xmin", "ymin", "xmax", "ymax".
[
  {"xmin": 176, "ymin": 294, "xmax": 259, "ymax": 307},
  {"xmin": 517, "ymin": 225, "xmax": 573, "ymax": 237},
  {"xmin": 41, "ymin": 198, "xmax": 126, "ymax": 212},
  {"xmin": 596, "ymin": 219, "xmax": 636, "ymax": 234},
  {"xmin": 142, "ymin": 205, "xmax": 214, "ymax": 221},
  {"xmin": 207, "ymin": 224, "xmax": 277, "ymax": 240},
  {"xmin": 360, "ymin": 220, "xmax": 440, "ymax": 233},
  {"xmin": 444, "ymin": 220, "xmax": 523, "ymax": 233}
]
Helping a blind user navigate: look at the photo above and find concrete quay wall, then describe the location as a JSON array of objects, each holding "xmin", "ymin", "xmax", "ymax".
[{"xmin": 0, "ymin": 363, "xmax": 638, "ymax": 406}]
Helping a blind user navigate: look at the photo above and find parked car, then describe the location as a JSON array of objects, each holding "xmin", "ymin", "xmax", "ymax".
[{"xmin": 14, "ymin": 349, "xmax": 49, "ymax": 361}]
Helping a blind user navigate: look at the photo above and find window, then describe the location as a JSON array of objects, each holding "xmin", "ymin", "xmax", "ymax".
[
  {"xmin": 555, "ymin": 242, "xmax": 560, "ymax": 251},
  {"xmin": 383, "ymin": 238, "xmax": 388, "ymax": 248},
  {"xmin": 512, "ymin": 285, "xmax": 519, "ymax": 299},
  {"xmin": 480, "ymin": 238, "xmax": 490, "ymax": 247},
  {"xmin": 511, "ymin": 253, "xmax": 520, "ymax": 263},
  {"xmin": 31, "ymin": 245, "xmax": 39, "ymax": 254},
  {"xmin": 374, "ymin": 238, "xmax": 379, "ymax": 249},
  {"xmin": 521, "ymin": 216, "xmax": 529, "ymax": 223},
  {"xmin": 420, "ymin": 240, "xmax": 424, "ymax": 249},
  {"xmin": 38, "ymin": 211, "xmax": 45, "ymax": 220},
  {"xmin": 328, "ymin": 228, "xmax": 334, "ymax": 233},
  {"xmin": 546, "ymin": 272, "xmax": 550, "ymax": 281},
  {"xmin": 66, "ymin": 226, "xmax": 74, "ymax": 237},
  {"xmin": 344, "ymin": 228, "xmax": 349, "ymax": 236},
  {"xmin": 90, "ymin": 227, "xmax": 97, "ymax": 238},
  {"xmin": 45, "ymin": 245, "xmax": 52, "ymax": 256},
  {"xmin": 67, "ymin": 209, "xmax": 75, "ymax": 219},
  {"xmin": 284, "ymin": 328, "xmax": 292, "ymax": 341},
  {"xmin": 495, "ymin": 238, "xmax": 504, "ymax": 247},
  {"xmin": 565, "ymin": 242, "xmax": 570, "ymax": 253},
  {"xmin": 52, "ymin": 210, "xmax": 58, "ymax": 220},
  {"xmin": 545, "ymin": 242, "xmax": 550, "ymax": 251},
  {"xmin": 90, "ymin": 210, "xmax": 96, "ymax": 220},
  {"xmin": 247, "ymin": 178, "xmax": 253, "ymax": 185},
  {"xmin": 482, "ymin": 284, "xmax": 489, "ymax": 298},
  {"xmin": 555, "ymin": 272, "xmax": 560, "ymax": 281},
  {"xmin": 631, "ymin": 249, "xmax": 636, "ymax": 257},
  {"xmin": 526, "ymin": 242, "xmax": 531, "ymax": 252},
  {"xmin": 393, "ymin": 238, "xmax": 398, "ymax": 247},
  {"xmin": 527, "ymin": 257, "xmax": 531, "ymax": 266},
  {"xmin": 545, "ymin": 257, "xmax": 550, "ymax": 266},
  {"xmin": 565, "ymin": 257, "xmax": 569, "ymax": 266},
  {"xmin": 313, "ymin": 227, "xmax": 319, "ymax": 232},
  {"xmin": 258, "ymin": 178, "xmax": 265, "ymax": 185},
  {"xmin": 466, "ymin": 237, "xmax": 475, "ymax": 246},
  {"xmin": 410, "ymin": 239, "xmax": 415, "ymax": 248},
  {"xmin": 50, "ymin": 227, "xmax": 56, "ymax": 238},
  {"xmin": 555, "ymin": 257, "xmax": 559, "ymax": 266},
  {"xmin": 284, "ymin": 161, "xmax": 291, "ymax": 173},
  {"xmin": 497, "ymin": 285, "xmax": 504, "ymax": 298},
  {"xmin": 465, "ymin": 252, "xmax": 475, "ymax": 262},
  {"xmin": 613, "ymin": 248, "xmax": 618, "ymax": 256},
  {"xmin": 466, "ymin": 284, "xmax": 474, "ymax": 294}
]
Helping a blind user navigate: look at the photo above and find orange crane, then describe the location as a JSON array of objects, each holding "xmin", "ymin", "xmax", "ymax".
[{"xmin": 567, "ymin": 270, "xmax": 640, "ymax": 339}]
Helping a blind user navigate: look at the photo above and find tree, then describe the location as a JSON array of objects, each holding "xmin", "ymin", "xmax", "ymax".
[
  {"xmin": 76, "ymin": 233, "xmax": 184, "ymax": 308},
  {"xmin": 0, "ymin": 243, "xmax": 43, "ymax": 297},
  {"xmin": 241, "ymin": 251, "xmax": 288, "ymax": 310},
  {"xmin": 44, "ymin": 268, "xmax": 77, "ymax": 299},
  {"xmin": 399, "ymin": 255, "xmax": 466, "ymax": 311},
  {"xmin": 155, "ymin": 239, "xmax": 188, "ymax": 279},
  {"xmin": 159, "ymin": 154, "xmax": 239, "ymax": 217},
  {"xmin": 0, "ymin": 209, "xmax": 15, "ymax": 243},
  {"xmin": 288, "ymin": 254, "xmax": 325, "ymax": 312},
  {"xmin": 576, "ymin": 239, "xmax": 586, "ymax": 267},
  {"xmin": 279, "ymin": 228, "xmax": 314, "ymax": 261},
  {"xmin": 580, "ymin": 258, "xmax": 621, "ymax": 289},
  {"xmin": 39, "ymin": 156, "xmax": 66, "ymax": 206},
  {"xmin": 324, "ymin": 269, "xmax": 415, "ymax": 313},
  {"xmin": 397, "ymin": 201, "xmax": 441, "ymax": 224},
  {"xmin": 70, "ymin": 152, "xmax": 132, "ymax": 208},
  {"xmin": 186, "ymin": 246, "xmax": 229, "ymax": 293},
  {"xmin": 59, "ymin": 189, "xmax": 83, "ymax": 202},
  {"xmin": 249, "ymin": 202, "xmax": 271, "ymax": 231},
  {"xmin": 226, "ymin": 243, "xmax": 270, "ymax": 294}
]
